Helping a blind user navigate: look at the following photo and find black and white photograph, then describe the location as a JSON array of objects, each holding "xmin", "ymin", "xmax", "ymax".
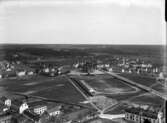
[{"xmin": 0, "ymin": 0, "xmax": 166, "ymax": 123}]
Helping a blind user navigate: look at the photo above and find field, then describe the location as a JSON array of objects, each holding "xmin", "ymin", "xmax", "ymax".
[
  {"xmin": 129, "ymin": 93, "xmax": 164, "ymax": 106},
  {"xmin": 152, "ymin": 84, "xmax": 167, "ymax": 93},
  {"xmin": 71, "ymin": 74, "xmax": 137, "ymax": 94},
  {"xmin": 0, "ymin": 75, "xmax": 85, "ymax": 103},
  {"xmin": 119, "ymin": 73, "xmax": 157, "ymax": 86},
  {"xmin": 119, "ymin": 73, "xmax": 166, "ymax": 94}
]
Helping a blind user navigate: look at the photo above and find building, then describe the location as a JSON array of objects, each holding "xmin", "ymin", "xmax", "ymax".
[
  {"xmin": 0, "ymin": 96, "xmax": 11, "ymax": 107},
  {"xmin": 124, "ymin": 107, "xmax": 164, "ymax": 123},
  {"xmin": 23, "ymin": 110, "xmax": 41, "ymax": 123},
  {"xmin": 47, "ymin": 105, "xmax": 62, "ymax": 116},
  {"xmin": 0, "ymin": 113, "xmax": 12, "ymax": 123},
  {"xmin": 11, "ymin": 99, "xmax": 29, "ymax": 114},
  {"xmin": 28, "ymin": 101, "xmax": 47, "ymax": 115},
  {"xmin": 0, "ymin": 102, "xmax": 12, "ymax": 123},
  {"xmin": 16, "ymin": 71, "xmax": 26, "ymax": 77}
]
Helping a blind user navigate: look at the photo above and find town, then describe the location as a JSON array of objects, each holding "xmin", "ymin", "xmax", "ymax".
[{"xmin": 0, "ymin": 45, "xmax": 166, "ymax": 123}]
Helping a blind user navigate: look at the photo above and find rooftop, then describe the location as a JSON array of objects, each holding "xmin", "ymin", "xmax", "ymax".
[
  {"xmin": 47, "ymin": 105, "xmax": 61, "ymax": 113},
  {"xmin": 28, "ymin": 100, "xmax": 48, "ymax": 109},
  {"xmin": 0, "ymin": 96, "xmax": 8, "ymax": 103},
  {"xmin": 125, "ymin": 107, "xmax": 158, "ymax": 119},
  {"xmin": 23, "ymin": 110, "xmax": 40, "ymax": 121}
]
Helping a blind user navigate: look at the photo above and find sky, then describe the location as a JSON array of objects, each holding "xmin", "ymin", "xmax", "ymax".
[{"xmin": 0, "ymin": 0, "xmax": 165, "ymax": 45}]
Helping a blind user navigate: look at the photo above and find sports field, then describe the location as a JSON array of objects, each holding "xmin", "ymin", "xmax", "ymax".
[{"xmin": 71, "ymin": 74, "xmax": 137, "ymax": 94}]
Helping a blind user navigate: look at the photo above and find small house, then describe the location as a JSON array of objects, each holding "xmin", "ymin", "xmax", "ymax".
[
  {"xmin": 12, "ymin": 99, "xmax": 29, "ymax": 114},
  {"xmin": 0, "ymin": 96, "xmax": 11, "ymax": 107},
  {"xmin": 47, "ymin": 105, "xmax": 62, "ymax": 116}
]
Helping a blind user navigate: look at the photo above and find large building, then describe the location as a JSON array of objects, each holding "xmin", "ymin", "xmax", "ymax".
[
  {"xmin": 0, "ymin": 113, "xmax": 12, "ymax": 123},
  {"xmin": 28, "ymin": 101, "xmax": 48, "ymax": 115},
  {"xmin": 124, "ymin": 107, "xmax": 164, "ymax": 123}
]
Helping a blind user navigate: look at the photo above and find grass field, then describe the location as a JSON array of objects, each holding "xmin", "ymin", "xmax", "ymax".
[
  {"xmin": 152, "ymin": 84, "xmax": 167, "ymax": 93},
  {"xmin": 119, "ymin": 73, "xmax": 157, "ymax": 87},
  {"xmin": 0, "ymin": 75, "xmax": 85, "ymax": 103},
  {"xmin": 129, "ymin": 93, "xmax": 164, "ymax": 106}
]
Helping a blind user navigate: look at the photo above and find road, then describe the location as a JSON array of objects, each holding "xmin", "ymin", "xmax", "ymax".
[{"xmin": 104, "ymin": 71, "xmax": 167, "ymax": 100}]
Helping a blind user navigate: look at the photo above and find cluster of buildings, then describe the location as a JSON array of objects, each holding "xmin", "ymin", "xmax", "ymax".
[
  {"xmin": 156, "ymin": 72, "xmax": 167, "ymax": 86},
  {"xmin": 0, "ymin": 96, "xmax": 62, "ymax": 123},
  {"xmin": 0, "ymin": 59, "xmax": 72, "ymax": 79},
  {"xmin": 0, "ymin": 96, "xmax": 98, "ymax": 123},
  {"xmin": 73, "ymin": 57, "xmax": 162, "ymax": 77},
  {"xmin": 73, "ymin": 61, "xmax": 97, "ymax": 74},
  {"xmin": 117, "ymin": 58, "xmax": 160, "ymax": 76},
  {"xmin": 38, "ymin": 65, "xmax": 71, "ymax": 77},
  {"xmin": 0, "ymin": 60, "xmax": 35, "ymax": 79},
  {"xmin": 124, "ymin": 104, "xmax": 165, "ymax": 123}
]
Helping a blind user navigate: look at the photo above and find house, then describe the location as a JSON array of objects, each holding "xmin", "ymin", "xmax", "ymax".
[
  {"xmin": 11, "ymin": 99, "xmax": 29, "ymax": 114},
  {"xmin": 47, "ymin": 105, "xmax": 62, "ymax": 116},
  {"xmin": 27, "ymin": 71, "xmax": 34, "ymax": 76},
  {"xmin": 0, "ymin": 103, "xmax": 12, "ymax": 123},
  {"xmin": 0, "ymin": 104, "xmax": 8, "ymax": 115},
  {"xmin": 0, "ymin": 96, "xmax": 11, "ymax": 107},
  {"xmin": 17, "ymin": 71, "xmax": 26, "ymax": 77},
  {"xmin": 28, "ymin": 101, "xmax": 47, "ymax": 115},
  {"xmin": 43, "ymin": 68, "xmax": 49, "ymax": 73}
]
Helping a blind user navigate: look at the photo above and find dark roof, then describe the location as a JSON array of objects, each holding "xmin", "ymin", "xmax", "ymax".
[
  {"xmin": 28, "ymin": 101, "xmax": 47, "ymax": 108},
  {"xmin": 47, "ymin": 106, "xmax": 61, "ymax": 113},
  {"xmin": 0, "ymin": 113, "xmax": 12, "ymax": 120},
  {"xmin": 0, "ymin": 96, "xmax": 7, "ymax": 102},
  {"xmin": 23, "ymin": 110, "xmax": 40, "ymax": 121},
  {"xmin": 12, "ymin": 99, "xmax": 23, "ymax": 106},
  {"xmin": 125, "ymin": 107, "xmax": 140, "ymax": 115},
  {"xmin": 125, "ymin": 108, "xmax": 157, "ymax": 119},
  {"xmin": 142, "ymin": 111, "xmax": 157, "ymax": 119},
  {"xmin": 11, "ymin": 99, "xmax": 25, "ymax": 110}
]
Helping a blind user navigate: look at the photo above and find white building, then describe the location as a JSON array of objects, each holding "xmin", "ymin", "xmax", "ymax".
[
  {"xmin": 48, "ymin": 106, "xmax": 61, "ymax": 116},
  {"xmin": 28, "ymin": 101, "xmax": 48, "ymax": 115},
  {"xmin": 27, "ymin": 71, "xmax": 34, "ymax": 76},
  {"xmin": 34, "ymin": 105, "xmax": 47, "ymax": 115},
  {"xmin": 12, "ymin": 100, "xmax": 29, "ymax": 114},
  {"xmin": 0, "ymin": 96, "xmax": 11, "ymax": 107},
  {"xmin": 20, "ymin": 102, "xmax": 29, "ymax": 114},
  {"xmin": 44, "ymin": 68, "xmax": 49, "ymax": 73},
  {"xmin": 17, "ymin": 71, "xmax": 26, "ymax": 77}
]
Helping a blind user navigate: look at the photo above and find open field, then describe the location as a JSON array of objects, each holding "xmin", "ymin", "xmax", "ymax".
[
  {"xmin": 119, "ymin": 73, "xmax": 167, "ymax": 95},
  {"xmin": 152, "ymin": 84, "xmax": 167, "ymax": 93},
  {"xmin": 129, "ymin": 93, "xmax": 164, "ymax": 106},
  {"xmin": 105, "ymin": 92, "xmax": 164, "ymax": 115},
  {"xmin": 70, "ymin": 74, "xmax": 137, "ymax": 94},
  {"xmin": 119, "ymin": 73, "xmax": 157, "ymax": 87},
  {"xmin": 0, "ymin": 75, "xmax": 85, "ymax": 103}
]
